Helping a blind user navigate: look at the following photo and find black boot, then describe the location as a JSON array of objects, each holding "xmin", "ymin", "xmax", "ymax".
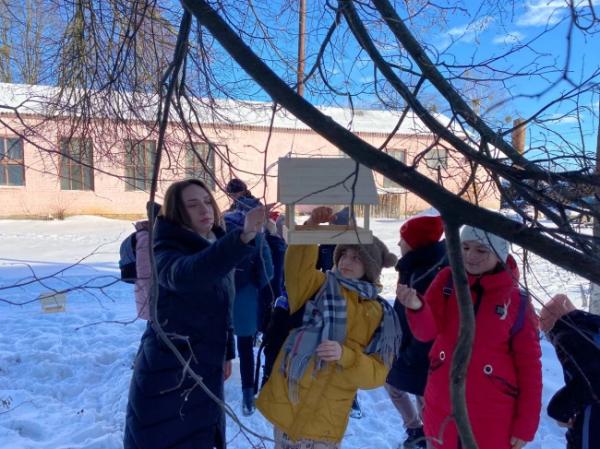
[
  {"xmin": 242, "ymin": 387, "xmax": 255, "ymax": 416},
  {"xmin": 403, "ymin": 426, "xmax": 425, "ymax": 449},
  {"xmin": 349, "ymin": 396, "xmax": 363, "ymax": 419}
]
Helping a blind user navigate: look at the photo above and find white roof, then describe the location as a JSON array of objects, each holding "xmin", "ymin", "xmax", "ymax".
[
  {"xmin": 277, "ymin": 157, "xmax": 378, "ymax": 205},
  {"xmin": 0, "ymin": 83, "xmax": 451, "ymax": 135}
]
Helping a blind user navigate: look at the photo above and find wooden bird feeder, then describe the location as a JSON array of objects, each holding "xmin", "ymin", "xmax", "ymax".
[
  {"xmin": 277, "ymin": 157, "xmax": 378, "ymax": 245},
  {"xmin": 39, "ymin": 291, "xmax": 67, "ymax": 313}
]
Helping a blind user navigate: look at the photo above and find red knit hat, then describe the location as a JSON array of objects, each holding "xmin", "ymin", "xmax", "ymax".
[{"xmin": 400, "ymin": 214, "xmax": 444, "ymax": 249}]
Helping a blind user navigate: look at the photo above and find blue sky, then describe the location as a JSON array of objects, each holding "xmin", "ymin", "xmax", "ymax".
[
  {"xmin": 433, "ymin": 1, "xmax": 599, "ymax": 113},
  {"xmin": 408, "ymin": 1, "xmax": 598, "ymax": 158},
  {"xmin": 5, "ymin": 0, "xmax": 595, "ymax": 162},
  {"xmin": 211, "ymin": 0, "xmax": 598, "ymax": 156},
  {"xmin": 441, "ymin": 0, "xmax": 599, "ymax": 160},
  {"xmin": 287, "ymin": 0, "xmax": 600, "ymax": 161}
]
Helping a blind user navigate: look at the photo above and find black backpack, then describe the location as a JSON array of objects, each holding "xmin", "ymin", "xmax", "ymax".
[
  {"xmin": 118, "ymin": 231, "xmax": 138, "ymax": 284},
  {"xmin": 255, "ymin": 298, "xmax": 305, "ymax": 391}
]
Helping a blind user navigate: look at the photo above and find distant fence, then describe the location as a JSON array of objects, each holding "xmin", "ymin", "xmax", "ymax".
[
  {"xmin": 354, "ymin": 192, "xmax": 412, "ymax": 218},
  {"xmin": 295, "ymin": 192, "xmax": 416, "ymax": 219}
]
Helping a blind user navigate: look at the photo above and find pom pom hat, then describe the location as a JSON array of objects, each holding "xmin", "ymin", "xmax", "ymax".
[
  {"xmin": 400, "ymin": 212, "xmax": 444, "ymax": 250},
  {"xmin": 334, "ymin": 236, "xmax": 398, "ymax": 284}
]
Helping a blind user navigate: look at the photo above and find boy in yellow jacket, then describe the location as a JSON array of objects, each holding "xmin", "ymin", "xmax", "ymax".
[{"xmin": 257, "ymin": 207, "xmax": 401, "ymax": 448}]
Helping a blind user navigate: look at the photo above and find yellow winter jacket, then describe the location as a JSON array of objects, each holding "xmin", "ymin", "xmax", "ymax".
[{"xmin": 256, "ymin": 244, "xmax": 388, "ymax": 443}]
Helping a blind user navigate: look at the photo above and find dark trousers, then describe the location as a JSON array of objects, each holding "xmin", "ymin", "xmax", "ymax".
[
  {"xmin": 237, "ymin": 335, "xmax": 255, "ymax": 389},
  {"xmin": 567, "ymin": 404, "xmax": 600, "ymax": 449}
]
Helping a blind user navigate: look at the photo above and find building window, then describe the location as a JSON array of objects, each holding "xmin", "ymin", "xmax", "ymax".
[
  {"xmin": 0, "ymin": 137, "xmax": 25, "ymax": 186},
  {"xmin": 425, "ymin": 147, "xmax": 448, "ymax": 169},
  {"xmin": 125, "ymin": 140, "xmax": 156, "ymax": 191},
  {"xmin": 60, "ymin": 139, "xmax": 94, "ymax": 190},
  {"xmin": 185, "ymin": 143, "xmax": 215, "ymax": 189},
  {"xmin": 382, "ymin": 149, "xmax": 406, "ymax": 189}
]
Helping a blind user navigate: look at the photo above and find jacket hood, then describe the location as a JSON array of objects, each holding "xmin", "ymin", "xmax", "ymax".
[{"xmin": 396, "ymin": 240, "xmax": 447, "ymax": 273}]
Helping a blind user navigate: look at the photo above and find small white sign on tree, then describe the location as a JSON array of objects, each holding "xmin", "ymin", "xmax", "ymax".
[{"xmin": 277, "ymin": 157, "xmax": 379, "ymax": 245}]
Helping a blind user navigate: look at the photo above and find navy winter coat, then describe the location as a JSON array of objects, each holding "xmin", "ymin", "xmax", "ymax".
[
  {"xmin": 386, "ymin": 241, "xmax": 447, "ymax": 395},
  {"xmin": 547, "ymin": 310, "xmax": 600, "ymax": 449},
  {"xmin": 123, "ymin": 218, "xmax": 256, "ymax": 449}
]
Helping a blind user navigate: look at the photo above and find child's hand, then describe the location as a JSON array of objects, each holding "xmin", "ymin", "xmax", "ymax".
[
  {"xmin": 223, "ymin": 360, "xmax": 232, "ymax": 381},
  {"xmin": 556, "ymin": 418, "xmax": 574, "ymax": 428},
  {"xmin": 316, "ymin": 340, "xmax": 342, "ymax": 362},
  {"xmin": 397, "ymin": 284, "xmax": 422, "ymax": 310},
  {"xmin": 510, "ymin": 437, "xmax": 527, "ymax": 449},
  {"xmin": 306, "ymin": 206, "xmax": 334, "ymax": 226}
]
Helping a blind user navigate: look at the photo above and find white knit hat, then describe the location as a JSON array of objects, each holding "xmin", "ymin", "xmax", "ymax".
[{"xmin": 460, "ymin": 225, "xmax": 509, "ymax": 263}]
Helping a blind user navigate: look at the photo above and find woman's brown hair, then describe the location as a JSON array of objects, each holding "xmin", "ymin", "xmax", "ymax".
[{"xmin": 159, "ymin": 179, "xmax": 221, "ymax": 230}]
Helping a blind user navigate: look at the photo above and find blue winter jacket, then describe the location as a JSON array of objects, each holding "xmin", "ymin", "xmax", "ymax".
[
  {"xmin": 124, "ymin": 217, "xmax": 256, "ymax": 449},
  {"xmin": 224, "ymin": 195, "xmax": 274, "ymax": 336}
]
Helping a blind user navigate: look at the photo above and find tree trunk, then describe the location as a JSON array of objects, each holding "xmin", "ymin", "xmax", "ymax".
[
  {"xmin": 444, "ymin": 221, "xmax": 478, "ymax": 449},
  {"xmin": 0, "ymin": 2, "xmax": 12, "ymax": 83},
  {"xmin": 181, "ymin": 0, "xmax": 600, "ymax": 285},
  {"xmin": 590, "ymin": 100, "xmax": 600, "ymax": 314}
]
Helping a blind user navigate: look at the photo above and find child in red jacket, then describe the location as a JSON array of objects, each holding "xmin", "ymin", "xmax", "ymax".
[{"xmin": 397, "ymin": 225, "xmax": 542, "ymax": 449}]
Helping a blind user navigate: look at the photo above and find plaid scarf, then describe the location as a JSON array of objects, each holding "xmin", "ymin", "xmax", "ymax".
[{"xmin": 280, "ymin": 270, "xmax": 401, "ymax": 403}]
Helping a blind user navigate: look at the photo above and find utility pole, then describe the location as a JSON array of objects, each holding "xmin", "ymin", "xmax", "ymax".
[
  {"xmin": 297, "ymin": 0, "xmax": 305, "ymax": 96},
  {"xmin": 512, "ymin": 118, "xmax": 526, "ymax": 155}
]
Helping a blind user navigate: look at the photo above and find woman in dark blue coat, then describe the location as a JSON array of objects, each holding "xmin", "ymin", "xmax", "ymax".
[{"xmin": 123, "ymin": 179, "xmax": 265, "ymax": 449}]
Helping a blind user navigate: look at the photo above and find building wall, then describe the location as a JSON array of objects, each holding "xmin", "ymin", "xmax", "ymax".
[{"xmin": 0, "ymin": 114, "xmax": 499, "ymax": 219}]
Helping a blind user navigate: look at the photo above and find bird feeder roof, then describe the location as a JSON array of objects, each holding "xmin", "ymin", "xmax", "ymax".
[{"xmin": 277, "ymin": 157, "xmax": 379, "ymax": 205}]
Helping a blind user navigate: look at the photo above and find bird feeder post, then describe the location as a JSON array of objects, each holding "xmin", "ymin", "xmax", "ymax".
[{"xmin": 286, "ymin": 203, "xmax": 296, "ymax": 231}]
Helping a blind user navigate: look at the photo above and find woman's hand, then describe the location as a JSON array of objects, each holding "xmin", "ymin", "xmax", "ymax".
[
  {"xmin": 510, "ymin": 437, "xmax": 528, "ymax": 449},
  {"xmin": 396, "ymin": 283, "xmax": 422, "ymax": 310},
  {"xmin": 316, "ymin": 340, "xmax": 342, "ymax": 362},
  {"xmin": 241, "ymin": 205, "xmax": 266, "ymax": 243},
  {"xmin": 223, "ymin": 360, "xmax": 232, "ymax": 381},
  {"xmin": 305, "ymin": 206, "xmax": 334, "ymax": 226}
]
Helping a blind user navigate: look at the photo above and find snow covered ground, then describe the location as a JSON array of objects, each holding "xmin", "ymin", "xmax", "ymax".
[{"xmin": 0, "ymin": 216, "xmax": 585, "ymax": 448}]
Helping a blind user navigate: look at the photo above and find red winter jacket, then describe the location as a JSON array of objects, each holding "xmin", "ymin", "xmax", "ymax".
[{"xmin": 407, "ymin": 257, "xmax": 542, "ymax": 449}]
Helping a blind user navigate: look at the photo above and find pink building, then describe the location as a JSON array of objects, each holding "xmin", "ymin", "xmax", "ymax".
[{"xmin": 0, "ymin": 83, "xmax": 498, "ymax": 219}]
